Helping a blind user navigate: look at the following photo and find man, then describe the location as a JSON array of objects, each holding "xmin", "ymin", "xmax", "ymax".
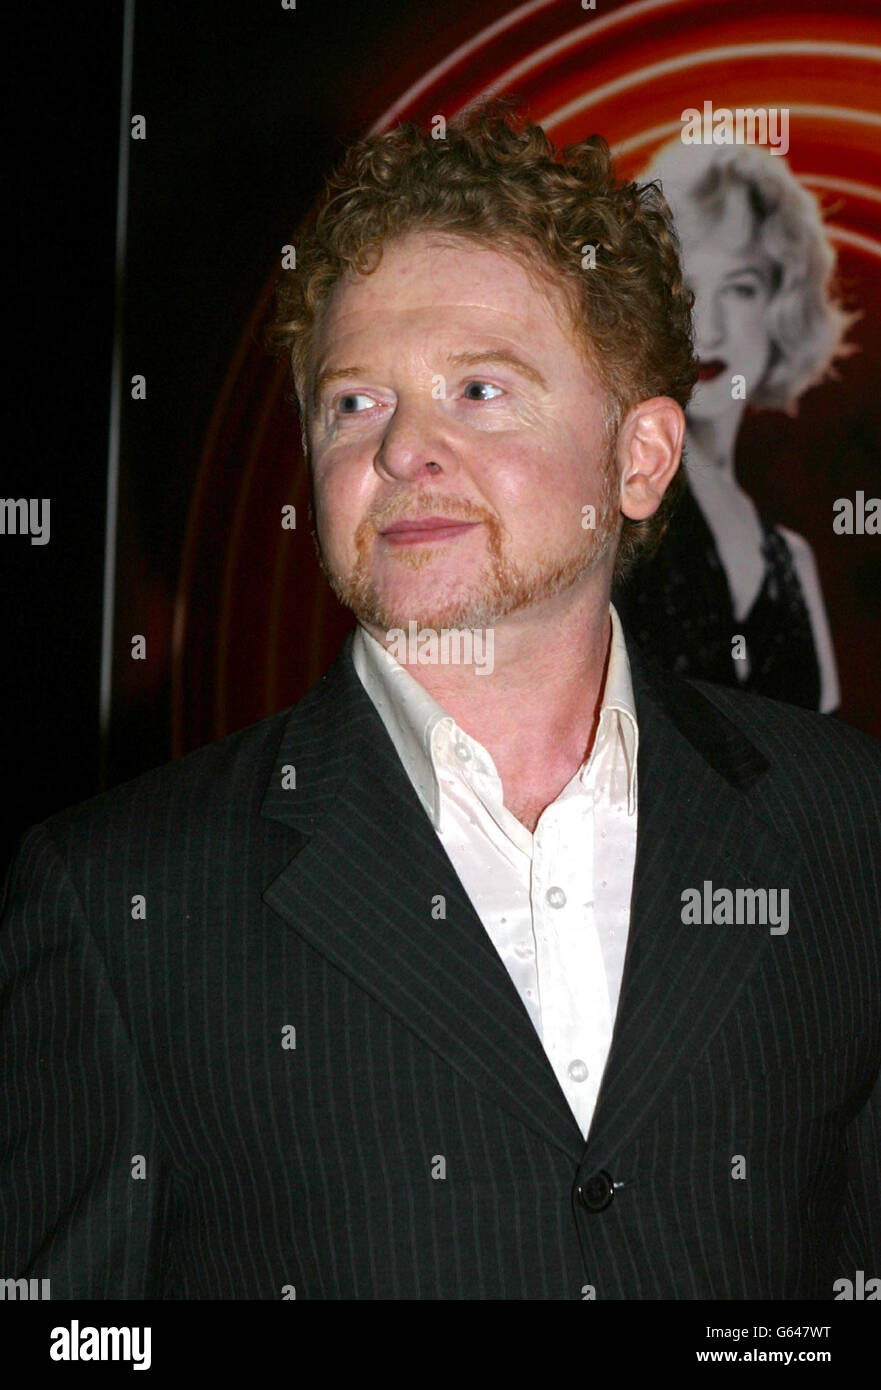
[{"xmin": 2, "ymin": 102, "xmax": 879, "ymax": 1299}]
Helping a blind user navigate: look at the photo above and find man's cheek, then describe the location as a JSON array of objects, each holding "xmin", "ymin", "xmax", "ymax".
[
  {"xmin": 315, "ymin": 462, "xmax": 357, "ymax": 521},
  {"xmin": 489, "ymin": 435, "xmax": 558, "ymax": 500},
  {"xmin": 330, "ymin": 481, "xmax": 377, "ymax": 561},
  {"xmin": 499, "ymin": 399, "xmax": 562, "ymax": 438},
  {"xmin": 312, "ymin": 484, "xmax": 349, "ymax": 556}
]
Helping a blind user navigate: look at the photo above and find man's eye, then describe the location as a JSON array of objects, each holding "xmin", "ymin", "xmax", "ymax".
[
  {"xmin": 463, "ymin": 380, "xmax": 503, "ymax": 401},
  {"xmin": 335, "ymin": 393, "xmax": 375, "ymax": 414}
]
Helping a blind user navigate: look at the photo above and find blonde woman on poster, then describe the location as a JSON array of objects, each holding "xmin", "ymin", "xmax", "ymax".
[{"xmin": 615, "ymin": 139, "xmax": 855, "ymax": 711}]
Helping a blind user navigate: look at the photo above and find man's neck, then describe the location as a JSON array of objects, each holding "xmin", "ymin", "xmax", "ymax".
[{"xmin": 361, "ymin": 586, "xmax": 613, "ymax": 799}]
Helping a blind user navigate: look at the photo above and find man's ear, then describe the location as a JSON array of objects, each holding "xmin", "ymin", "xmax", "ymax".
[{"xmin": 617, "ymin": 397, "xmax": 686, "ymax": 522}]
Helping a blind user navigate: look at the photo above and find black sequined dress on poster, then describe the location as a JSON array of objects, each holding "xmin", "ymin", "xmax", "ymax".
[{"xmin": 613, "ymin": 479, "xmax": 823, "ymax": 710}]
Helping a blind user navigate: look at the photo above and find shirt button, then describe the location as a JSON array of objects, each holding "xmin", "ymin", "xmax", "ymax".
[
  {"xmin": 567, "ymin": 1058, "xmax": 589, "ymax": 1082},
  {"xmin": 454, "ymin": 742, "xmax": 471, "ymax": 762},
  {"xmin": 545, "ymin": 886, "xmax": 567, "ymax": 908}
]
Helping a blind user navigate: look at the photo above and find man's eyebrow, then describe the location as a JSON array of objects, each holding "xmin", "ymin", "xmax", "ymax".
[
  {"xmin": 446, "ymin": 348, "xmax": 548, "ymax": 390},
  {"xmin": 311, "ymin": 364, "xmax": 369, "ymax": 407},
  {"xmin": 311, "ymin": 348, "xmax": 549, "ymax": 405}
]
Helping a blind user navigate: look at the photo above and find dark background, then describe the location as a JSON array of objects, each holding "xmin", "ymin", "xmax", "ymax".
[{"xmin": 10, "ymin": 3, "xmax": 121, "ymax": 870}]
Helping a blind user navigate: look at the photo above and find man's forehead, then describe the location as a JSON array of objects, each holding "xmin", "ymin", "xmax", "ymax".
[
  {"xmin": 320, "ymin": 233, "xmax": 567, "ymax": 331},
  {"xmin": 320, "ymin": 301, "xmax": 546, "ymax": 344}
]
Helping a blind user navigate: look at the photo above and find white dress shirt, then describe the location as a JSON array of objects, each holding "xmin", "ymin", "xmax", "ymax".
[{"xmin": 351, "ymin": 604, "xmax": 639, "ymax": 1141}]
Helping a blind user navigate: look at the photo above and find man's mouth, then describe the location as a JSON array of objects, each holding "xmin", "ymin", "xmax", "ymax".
[
  {"xmin": 379, "ymin": 517, "xmax": 481, "ymax": 546},
  {"xmin": 697, "ymin": 358, "xmax": 727, "ymax": 382}
]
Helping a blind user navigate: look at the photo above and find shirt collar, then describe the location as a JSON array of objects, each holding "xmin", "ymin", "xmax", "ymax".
[
  {"xmin": 598, "ymin": 602, "xmax": 639, "ymax": 814},
  {"xmin": 351, "ymin": 602, "xmax": 639, "ymax": 829},
  {"xmin": 351, "ymin": 623, "xmax": 452, "ymax": 829}
]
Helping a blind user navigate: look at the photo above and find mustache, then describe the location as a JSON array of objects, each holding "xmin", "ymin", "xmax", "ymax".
[{"xmin": 363, "ymin": 490, "xmax": 498, "ymax": 532}]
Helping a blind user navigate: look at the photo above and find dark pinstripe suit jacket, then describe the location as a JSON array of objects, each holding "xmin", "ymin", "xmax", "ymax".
[{"xmin": 2, "ymin": 628, "xmax": 879, "ymax": 1299}]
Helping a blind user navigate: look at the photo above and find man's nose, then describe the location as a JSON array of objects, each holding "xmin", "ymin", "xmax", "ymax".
[{"xmin": 373, "ymin": 395, "xmax": 455, "ymax": 483}]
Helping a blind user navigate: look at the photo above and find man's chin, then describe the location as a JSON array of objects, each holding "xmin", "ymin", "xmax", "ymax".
[
  {"xmin": 357, "ymin": 599, "xmax": 501, "ymax": 635},
  {"xmin": 331, "ymin": 579, "xmax": 504, "ymax": 634},
  {"xmin": 327, "ymin": 534, "xmax": 616, "ymax": 635}
]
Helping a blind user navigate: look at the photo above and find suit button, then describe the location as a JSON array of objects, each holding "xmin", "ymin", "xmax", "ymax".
[{"xmin": 577, "ymin": 1171, "xmax": 615, "ymax": 1212}]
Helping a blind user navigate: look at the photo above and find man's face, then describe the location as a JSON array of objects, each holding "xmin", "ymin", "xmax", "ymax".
[{"xmin": 306, "ymin": 232, "xmax": 620, "ymax": 634}]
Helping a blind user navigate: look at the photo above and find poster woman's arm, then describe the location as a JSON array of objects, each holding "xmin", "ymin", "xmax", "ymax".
[{"xmin": 777, "ymin": 524, "xmax": 841, "ymax": 713}]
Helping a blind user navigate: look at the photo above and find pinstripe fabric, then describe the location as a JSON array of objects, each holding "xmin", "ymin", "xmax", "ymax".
[{"xmin": 1, "ymin": 629, "xmax": 879, "ymax": 1299}]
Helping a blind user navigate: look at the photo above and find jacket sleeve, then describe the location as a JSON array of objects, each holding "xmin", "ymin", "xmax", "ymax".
[{"xmin": 0, "ymin": 824, "xmax": 177, "ymax": 1298}]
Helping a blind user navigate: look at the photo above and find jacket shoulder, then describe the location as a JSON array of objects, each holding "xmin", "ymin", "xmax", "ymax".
[
  {"xmin": 26, "ymin": 705, "xmax": 296, "ymax": 859},
  {"xmin": 688, "ymin": 677, "xmax": 881, "ymax": 785}
]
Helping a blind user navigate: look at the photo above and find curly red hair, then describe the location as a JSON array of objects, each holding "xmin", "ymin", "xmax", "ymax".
[{"xmin": 269, "ymin": 97, "xmax": 698, "ymax": 578}]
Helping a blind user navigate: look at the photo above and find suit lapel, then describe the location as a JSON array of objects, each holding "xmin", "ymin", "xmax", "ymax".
[
  {"xmin": 261, "ymin": 630, "xmax": 586, "ymax": 1161},
  {"xmin": 582, "ymin": 635, "xmax": 802, "ymax": 1163},
  {"xmin": 260, "ymin": 625, "xmax": 801, "ymax": 1168}
]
